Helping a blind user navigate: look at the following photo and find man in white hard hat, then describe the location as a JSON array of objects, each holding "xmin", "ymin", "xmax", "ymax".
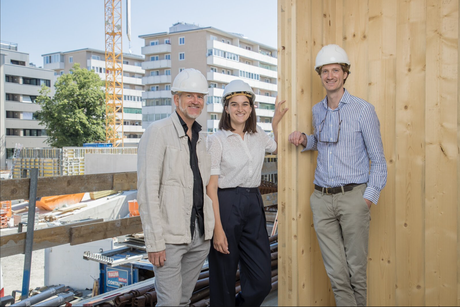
[
  {"xmin": 288, "ymin": 45, "xmax": 387, "ymax": 306},
  {"xmin": 137, "ymin": 68, "xmax": 215, "ymax": 306}
]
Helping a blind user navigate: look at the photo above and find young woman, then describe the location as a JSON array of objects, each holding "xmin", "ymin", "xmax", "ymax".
[{"xmin": 207, "ymin": 79, "xmax": 287, "ymax": 306}]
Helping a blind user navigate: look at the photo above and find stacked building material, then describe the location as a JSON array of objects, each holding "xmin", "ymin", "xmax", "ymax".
[{"xmin": 104, "ymin": 234, "xmax": 278, "ymax": 307}]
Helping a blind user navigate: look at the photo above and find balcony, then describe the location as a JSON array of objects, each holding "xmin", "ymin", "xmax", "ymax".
[
  {"xmin": 207, "ymin": 103, "xmax": 223, "ymax": 113},
  {"xmin": 123, "ymin": 113, "xmax": 142, "ymax": 121},
  {"xmin": 143, "ymin": 90, "xmax": 171, "ymax": 99},
  {"xmin": 256, "ymin": 108, "xmax": 274, "ymax": 117},
  {"xmin": 207, "ymin": 56, "xmax": 277, "ymax": 79},
  {"xmin": 142, "ymin": 75, "xmax": 171, "ymax": 85},
  {"xmin": 257, "ymin": 122, "xmax": 272, "ymax": 132},
  {"xmin": 43, "ymin": 62, "xmax": 65, "ymax": 70},
  {"xmin": 143, "ymin": 105, "xmax": 173, "ymax": 114},
  {"xmin": 207, "ymin": 72, "xmax": 277, "ymax": 92},
  {"xmin": 141, "ymin": 44, "xmax": 172, "ymax": 55},
  {"xmin": 5, "ymin": 101, "xmax": 41, "ymax": 112},
  {"xmin": 123, "ymin": 76, "xmax": 143, "ymax": 86},
  {"xmin": 142, "ymin": 60, "xmax": 171, "ymax": 70},
  {"xmin": 123, "ymin": 125, "xmax": 144, "ymax": 133},
  {"xmin": 5, "ymin": 82, "xmax": 44, "ymax": 96},
  {"xmin": 256, "ymin": 95, "xmax": 276, "ymax": 104},
  {"xmin": 207, "ymin": 40, "xmax": 277, "ymax": 65}
]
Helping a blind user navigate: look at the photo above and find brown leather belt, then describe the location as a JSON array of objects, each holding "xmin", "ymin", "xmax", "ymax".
[{"xmin": 314, "ymin": 183, "xmax": 362, "ymax": 195}]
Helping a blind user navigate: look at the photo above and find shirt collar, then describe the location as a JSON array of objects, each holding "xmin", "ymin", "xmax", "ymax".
[
  {"xmin": 176, "ymin": 111, "xmax": 202, "ymax": 135},
  {"xmin": 321, "ymin": 88, "xmax": 351, "ymax": 110}
]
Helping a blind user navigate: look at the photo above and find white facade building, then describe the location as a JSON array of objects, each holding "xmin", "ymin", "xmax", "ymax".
[
  {"xmin": 1, "ymin": 42, "xmax": 56, "ymax": 169},
  {"xmin": 139, "ymin": 23, "xmax": 278, "ymax": 133},
  {"xmin": 42, "ymin": 48, "xmax": 145, "ymax": 146}
]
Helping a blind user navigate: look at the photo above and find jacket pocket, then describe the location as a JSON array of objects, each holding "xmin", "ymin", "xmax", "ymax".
[{"xmin": 159, "ymin": 185, "xmax": 187, "ymax": 236}]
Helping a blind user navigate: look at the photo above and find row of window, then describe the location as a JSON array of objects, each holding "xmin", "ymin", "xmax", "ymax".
[
  {"xmin": 239, "ymin": 70, "xmax": 260, "ymax": 81},
  {"xmin": 123, "ymin": 95, "xmax": 142, "ymax": 102},
  {"xmin": 149, "ymin": 85, "xmax": 171, "ymax": 91},
  {"xmin": 150, "ymin": 69, "xmax": 171, "ymax": 76},
  {"xmin": 6, "ymin": 129, "xmax": 46, "ymax": 137},
  {"xmin": 144, "ymin": 98, "xmax": 172, "ymax": 106},
  {"xmin": 6, "ymin": 111, "xmax": 37, "ymax": 120},
  {"xmin": 207, "ymin": 49, "xmax": 239, "ymax": 62},
  {"xmin": 44, "ymin": 54, "xmax": 62, "ymax": 65},
  {"xmin": 6, "ymin": 93, "xmax": 40, "ymax": 103},
  {"xmin": 123, "ymin": 107, "xmax": 142, "ymax": 114},
  {"xmin": 5, "ymin": 76, "xmax": 50, "ymax": 87},
  {"xmin": 150, "ymin": 37, "xmax": 180, "ymax": 46},
  {"xmin": 22, "ymin": 77, "xmax": 51, "ymax": 87},
  {"xmin": 142, "ymin": 113, "xmax": 171, "ymax": 122}
]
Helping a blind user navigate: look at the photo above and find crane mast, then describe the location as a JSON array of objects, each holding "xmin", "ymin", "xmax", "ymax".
[{"xmin": 104, "ymin": 0, "xmax": 124, "ymax": 147}]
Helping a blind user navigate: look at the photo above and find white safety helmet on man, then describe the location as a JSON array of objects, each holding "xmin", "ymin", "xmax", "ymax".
[
  {"xmin": 221, "ymin": 80, "xmax": 256, "ymax": 105},
  {"xmin": 314, "ymin": 44, "xmax": 350, "ymax": 74},
  {"xmin": 171, "ymin": 68, "xmax": 209, "ymax": 95}
]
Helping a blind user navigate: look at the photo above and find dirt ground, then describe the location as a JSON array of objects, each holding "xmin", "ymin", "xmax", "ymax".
[{"xmin": 1, "ymin": 249, "xmax": 45, "ymax": 297}]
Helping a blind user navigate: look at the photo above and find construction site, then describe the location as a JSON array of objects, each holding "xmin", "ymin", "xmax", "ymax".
[
  {"xmin": 0, "ymin": 145, "xmax": 279, "ymax": 306},
  {"xmin": 2, "ymin": 0, "xmax": 460, "ymax": 306}
]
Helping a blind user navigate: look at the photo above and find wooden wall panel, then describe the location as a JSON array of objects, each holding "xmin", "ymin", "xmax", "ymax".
[{"xmin": 277, "ymin": 0, "xmax": 459, "ymax": 305}]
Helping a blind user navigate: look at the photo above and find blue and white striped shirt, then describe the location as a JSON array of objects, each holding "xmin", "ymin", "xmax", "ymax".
[{"xmin": 303, "ymin": 89, "xmax": 387, "ymax": 204}]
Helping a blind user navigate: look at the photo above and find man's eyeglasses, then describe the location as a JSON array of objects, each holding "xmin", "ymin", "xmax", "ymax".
[{"xmin": 318, "ymin": 109, "xmax": 342, "ymax": 143}]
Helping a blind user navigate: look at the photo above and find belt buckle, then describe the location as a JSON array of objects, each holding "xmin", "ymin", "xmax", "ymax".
[{"xmin": 322, "ymin": 187, "xmax": 330, "ymax": 195}]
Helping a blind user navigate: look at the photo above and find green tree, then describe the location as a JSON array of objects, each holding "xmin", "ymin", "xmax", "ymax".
[{"xmin": 35, "ymin": 63, "xmax": 106, "ymax": 147}]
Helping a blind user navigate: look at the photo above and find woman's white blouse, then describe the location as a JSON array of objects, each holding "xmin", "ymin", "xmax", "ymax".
[{"xmin": 207, "ymin": 125, "xmax": 277, "ymax": 188}]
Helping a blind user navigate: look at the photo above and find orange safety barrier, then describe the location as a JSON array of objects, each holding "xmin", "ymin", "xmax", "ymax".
[
  {"xmin": 0, "ymin": 201, "xmax": 12, "ymax": 229},
  {"xmin": 128, "ymin": 200, "xmax": 139, "ymax": 217}
]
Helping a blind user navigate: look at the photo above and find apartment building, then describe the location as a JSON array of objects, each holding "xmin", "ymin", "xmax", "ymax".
[
  {"xmin": 1, "ymin": 42, "xmax": 56, "ymax": 169},
  {"xmin": 139, "ymin": 22, "xmax": 278, "ymax": 133},
  {"xmin": 42, "ymin": 48, "xmax": 145, "ymax": 146}
]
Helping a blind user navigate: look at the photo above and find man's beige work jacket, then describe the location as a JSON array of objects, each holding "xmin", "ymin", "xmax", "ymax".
[{"xmin": 137, "ymin": 112, "xmax": 215, "ymax": 253}]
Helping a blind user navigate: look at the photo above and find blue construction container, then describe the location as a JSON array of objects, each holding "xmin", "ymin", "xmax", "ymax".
[
  {"xmin": 83, "ymin": 143, "xmax": 113, "ymax": 148},
  {"xmin": 99, "ymin": 247, "xmax": 154, "ymax": 294}
]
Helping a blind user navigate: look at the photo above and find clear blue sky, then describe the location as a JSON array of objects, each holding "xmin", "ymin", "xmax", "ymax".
[{"xmin": 1, "ymin": 0, "xmax": 278, "ymax": 67}]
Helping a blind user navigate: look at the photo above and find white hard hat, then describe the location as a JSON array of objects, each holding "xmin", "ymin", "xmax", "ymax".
[
  {"xmin": 315, "ymin": 44, "xmax": 350, "ymax": 71},
  {"xmin": 171, "ymin": 68, "xmax": 208, "ymax": 95},
  {"xmin": 221, "ymin": 79, "xmax": 255, "ymax": 105}
]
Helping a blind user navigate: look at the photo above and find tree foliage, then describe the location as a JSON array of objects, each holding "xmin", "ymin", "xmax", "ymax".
[{"xmin": 35, "ymin": 63, "xmax": 106, "ymax": 148}]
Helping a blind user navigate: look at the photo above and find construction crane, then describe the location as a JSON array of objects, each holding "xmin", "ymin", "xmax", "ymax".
[{"xmin": 104, "ymin": 0, "xmax": 124, "ymax": 147}]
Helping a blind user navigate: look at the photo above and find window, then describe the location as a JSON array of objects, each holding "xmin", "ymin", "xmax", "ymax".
[
  {"xmin": 92, "ymin": 55, "xmax": 101, "ymax": 60},
  {"xmin": 211, "ymin": 114, "xmax": 218, "ymax": 120},
  {"xmin": 123, "ymin": 60, "xmax": 129, "ymax": 64},
  {"xmin": 179, "ymin": 68, "xmax": 185, "ymax": 72},
  {"xmin": 210, "ymin": 35, "xmax": 217, "ymax": 41},
  {"xmin": 221, "ymin": 69, "xmax": 225, "ymax": 74},
  {"xmin": 179, "ymin": 37, "xmax": 185, "ymax": 45},
  {"xmin": 165, "ymin": 69, "xmax": 171, "ymax": 75},
  {"xmin": 150, "ymin": 40, "xmax": 159, "ymax": 46},
  {"xmin": 164, "ymin": 38, "xmax": 170, "ymax": 44},
  {"xmin": 150, "ymin": 56, "xmax": 159, "ymax": 61},
  {"xmin": 179, "ymin": 53, "xmax": 185, "ymax": 61},
  {"xmin": 165, "ymin": 54, "xmax": 171, "ymax": 60},
  {"xmin": 210, "ymin": 67, "xmax": 217, "ymax": 73},
  {"xmin": 150, "ymin": 86, "xmax": 159, "ymax": 91},
  {"xmin": 165, "ymin": 85, "xmax": 171, "ymax": 90},
  {"xmin": 150, "ymin": 71, "xmax": 159, "ymax": 76},
  {"xmin": 69, "ymin": 56, "xmax": 73, "ymax": 63},
  {"xmin": 210, "ymin": 83, "xmax": 217, "ymax": 88}
]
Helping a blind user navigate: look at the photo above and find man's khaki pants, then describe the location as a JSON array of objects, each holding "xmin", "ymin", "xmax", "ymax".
[
  {"xmin": 310, "ymin": 184, "xmax": 371, "ymax": 306},
  {"xmin": 152, "ymin": 225, "xmax": 210, "ymax": 306}
]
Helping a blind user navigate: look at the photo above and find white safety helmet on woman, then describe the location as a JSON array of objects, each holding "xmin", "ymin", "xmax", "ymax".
[
  {"xmin": 314, "ymin": 44, "xmax": 350, "ymax": 74},
  {"xmin": 171, "ymin": 68, "xmax": 209, "ymax": 95},
  {"xmin": 221, "ymin": 80, "xmax": 256, "ymax": 105}
]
